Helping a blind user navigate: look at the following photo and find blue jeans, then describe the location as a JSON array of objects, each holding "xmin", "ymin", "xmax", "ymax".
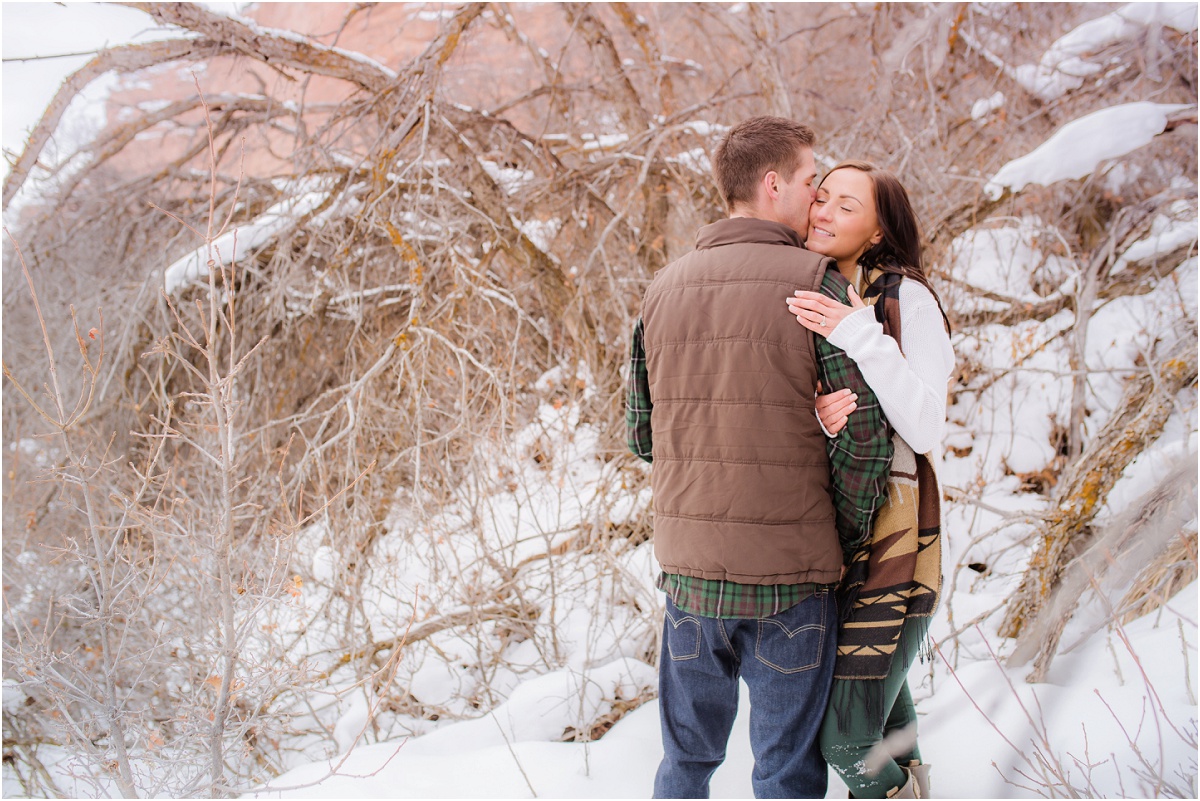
[{"xmin": 653, "ymin": 591, "xmax": 837, "ymax": 799}]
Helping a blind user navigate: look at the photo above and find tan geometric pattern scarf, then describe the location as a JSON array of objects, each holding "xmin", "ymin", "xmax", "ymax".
[{"xmin": 833, "ymin": 268, "xmax": 943, "ymax": 681}]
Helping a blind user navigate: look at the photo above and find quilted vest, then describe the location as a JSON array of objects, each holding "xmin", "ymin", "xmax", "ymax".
[{"xmin": 642, "ymin": 217, "xmax": 841, "ymax": 585}]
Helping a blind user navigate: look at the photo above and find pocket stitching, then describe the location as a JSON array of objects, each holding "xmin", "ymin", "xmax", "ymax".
[
  {"xmin": 665, "ymin": 610, "xmax": 702, "ymax": 661},
  {"xmin": 753, "ymin": 594, "xmax": 828, "ymax": 674}
]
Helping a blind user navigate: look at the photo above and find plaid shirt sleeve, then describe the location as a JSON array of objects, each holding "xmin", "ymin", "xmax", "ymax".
[
  {"xmin": 815, "ymin": 269, "xmax": 894, "ymax": 564},
  {"xmin": 626, "ymin": 317, "xmax": 654, "ymax": 463}
]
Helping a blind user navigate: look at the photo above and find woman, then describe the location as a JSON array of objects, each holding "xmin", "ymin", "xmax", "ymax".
[{"xmin": 786, "ymin": 161, "xmax": 954, "ymax": 799}]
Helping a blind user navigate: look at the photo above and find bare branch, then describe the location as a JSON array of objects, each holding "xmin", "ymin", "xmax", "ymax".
[
  {"xmin": 122, "ymin": 2, "xmax": 396, "ymax": 92},
  {"xmin": 561, "ymin": 3, "xmax": 651, "ymax": 132},
  {"xmin": 3, "ymin": 38, "xmax": 220, "ymax": 210}
]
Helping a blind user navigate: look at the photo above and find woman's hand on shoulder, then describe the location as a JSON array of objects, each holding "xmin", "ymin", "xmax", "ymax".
[{"xmin": 786, "ymin": 285, "xmax": 865, "ymax": 337}]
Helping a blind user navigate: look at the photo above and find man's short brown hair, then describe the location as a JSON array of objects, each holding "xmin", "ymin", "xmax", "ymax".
[{"xmin": 713, "ymin": 116, "xmax": 816, "ymax": 209}]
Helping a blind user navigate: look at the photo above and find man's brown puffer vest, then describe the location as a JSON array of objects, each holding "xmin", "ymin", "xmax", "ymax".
[{"xmin": 642, "ymin": 217, "xmax": 841, "ymax": 585}]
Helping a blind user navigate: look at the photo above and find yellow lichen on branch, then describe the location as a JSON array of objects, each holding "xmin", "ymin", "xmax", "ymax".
[{"xmin": 999, "ymin": 333, "xmax": 1198, "ymax": 654}]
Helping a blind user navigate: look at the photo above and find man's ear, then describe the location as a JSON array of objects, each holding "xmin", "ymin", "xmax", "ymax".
[{"xmin": 762, "ymin": 170, "xmax": 781, "ymax": 201}]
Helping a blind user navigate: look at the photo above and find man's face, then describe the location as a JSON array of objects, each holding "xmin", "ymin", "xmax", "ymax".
[{"xmin": 774, "ymin": 147, "xmax": 818, "ymax": 238}]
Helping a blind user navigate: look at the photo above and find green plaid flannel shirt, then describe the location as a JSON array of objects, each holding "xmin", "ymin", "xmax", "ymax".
[{"xmin": 627, "ymin": 266, "xmax": 893, "ymax": 618}]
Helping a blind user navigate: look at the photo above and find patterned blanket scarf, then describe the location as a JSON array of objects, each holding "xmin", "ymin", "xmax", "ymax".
[{"xmin": 833, "ymin": 268, "xmax": 943, "ymax": 682}]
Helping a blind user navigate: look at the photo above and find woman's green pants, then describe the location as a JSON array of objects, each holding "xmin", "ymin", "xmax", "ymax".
[{"xmin": 819, "ymin": 615, "xmax": 930, "ymax": 798}]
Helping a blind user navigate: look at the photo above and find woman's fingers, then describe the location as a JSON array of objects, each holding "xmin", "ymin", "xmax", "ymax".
[
  {"xmin": 816, "ymin": 388, "xmax": 857, "ymax": 433},
  {"xmin": 786, "ymin": 297, "xmax": 822, "ymax": 317},
  {"xmin": 816, "ymin": 388, "xmax": 857, "ymax": 414},
  {"xmin": 821, "ymin": 409, "xmax": 850, "ymax": 435},
  {"xmin": 787, "ymin": 290, "xmax": 855, "ymax": 333},
  {"xmin": 787, "ymin": 300, "xmax": 826, "ymax": 333},
  {"xmin": 787, "ymin": 290, "xmax": 826, "ymax": 311},
  {"xmin": 847, "ymin": 284, "xmax": 867, "ymax": 310},
  {"xmin": 786, "ymin": 293, "xmax": 828, "ymax": 333}
]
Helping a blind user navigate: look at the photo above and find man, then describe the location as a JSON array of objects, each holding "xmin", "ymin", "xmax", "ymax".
[{"xmin": 626, "ymin": 116, "xmax": 893, "ymax": 798}]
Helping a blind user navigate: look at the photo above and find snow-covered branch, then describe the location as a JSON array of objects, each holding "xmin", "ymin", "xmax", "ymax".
[{"xmin": 985, "ymin": 102, "xmax": 1197, "ymax": 199}]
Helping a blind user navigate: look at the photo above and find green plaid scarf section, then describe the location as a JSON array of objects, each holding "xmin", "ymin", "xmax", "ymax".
[
  {"xmin": 817, "ymin": 269, "xmax": 894, "ymax": 563},
  {"xmin": 656, "ymin": 572, "xmax": 832, "ymax": 619},
  {"xmin": 626, "ymin": 265, "xmax": 893, "ymax": 618}
]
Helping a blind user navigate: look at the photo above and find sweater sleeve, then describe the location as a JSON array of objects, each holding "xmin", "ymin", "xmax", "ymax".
[{"xmin": 825, "ymin": 280, "xmax": 955, "ymax": 455}]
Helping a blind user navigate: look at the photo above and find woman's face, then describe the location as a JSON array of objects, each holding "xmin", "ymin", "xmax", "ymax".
[{"xmin": 805, "ymin": 168, "xmax": 883, "ymax": 265}]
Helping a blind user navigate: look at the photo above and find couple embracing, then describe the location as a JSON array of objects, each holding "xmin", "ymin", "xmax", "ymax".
[{"xmin": 627, "ymin": 116, "xmax": 954, "ymax": 799}]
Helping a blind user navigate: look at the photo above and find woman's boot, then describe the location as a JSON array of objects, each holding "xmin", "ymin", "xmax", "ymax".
[
  {"xmin": 884, "ymin": 773, "xmax": 918, "ymax": 798},
  {"xmin": 902, "ymin": 762, "xmax": 931, "ymax": 798}
]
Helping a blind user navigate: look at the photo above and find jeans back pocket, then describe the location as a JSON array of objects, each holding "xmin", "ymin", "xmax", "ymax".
[
  {"xmin": 664, "ymin": 608, "xmax": 703, "ymax": 661},
  {"xmin": 753, "ymin": 591, "xmax": 828, "ymax": 674}
]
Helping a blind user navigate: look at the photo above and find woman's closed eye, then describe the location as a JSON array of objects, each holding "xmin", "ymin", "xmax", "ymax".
[{"xmin": 814, "ymin": 195, "xmax": 857, "ymax": 214}]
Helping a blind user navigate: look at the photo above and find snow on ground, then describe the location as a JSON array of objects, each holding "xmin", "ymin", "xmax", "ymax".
[
  {"xmin": 247, "ymin": 580, "xmax": 1196, "ymax": 799},
  {"xmin": 924, "ymin": 583, "xmax": 1197, "ymax": 799},
  {"xmin": 971, "ymin": 91, "xmax": 1006, "ymax": 121},
  {"xmin": 237, "ymin": 351, "xmax": 1196, "ymax": 799}
]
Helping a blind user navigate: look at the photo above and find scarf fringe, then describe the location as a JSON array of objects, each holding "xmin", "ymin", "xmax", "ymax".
[
  {"xmin": 833, "ymin": 678, "xmax": 886, "ymax": 736},
  {"xmin": 831, "ymin": 620, "xmax": 931, "ymax": 734}
]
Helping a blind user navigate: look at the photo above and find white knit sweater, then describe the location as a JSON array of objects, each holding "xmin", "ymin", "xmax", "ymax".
[{"xmin": 825, "ymin": 278, "xmax": 955, "ymax": 456}]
